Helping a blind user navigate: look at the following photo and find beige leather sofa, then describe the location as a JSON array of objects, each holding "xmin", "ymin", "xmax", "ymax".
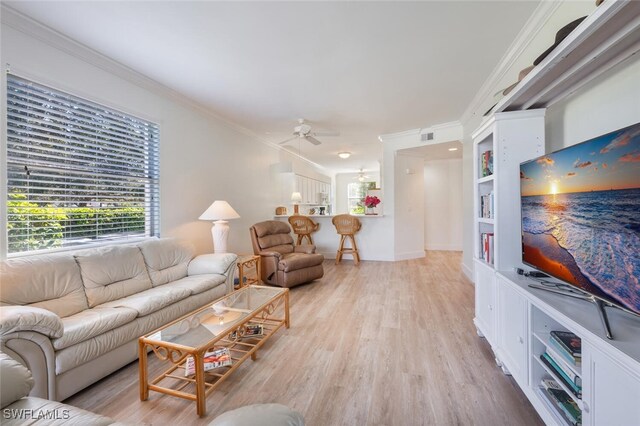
[
  {"xmin": 1, "ymin": 352, "xmax": 125, "ymax": 425},
  {"xmin": 250, "ymin": 221, "xmax": 324, "ymax": 288},
  {"xmin": 0, "ymin": 238, "xmax": 237, "ymax": 402}
]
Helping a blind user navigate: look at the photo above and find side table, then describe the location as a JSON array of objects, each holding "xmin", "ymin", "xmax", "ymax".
[{"xmin": 236, "ymin": 254, "xmax": 261, "ymax": 288}]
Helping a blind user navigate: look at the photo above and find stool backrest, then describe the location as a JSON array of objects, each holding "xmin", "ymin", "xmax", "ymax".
[
  {"xmin": 288, "ymin": 215, "xmax": 319, "ymax": 235},
  {"xmin": 332, "ymin": 214, "xmax": 361, "ymax": 235}
]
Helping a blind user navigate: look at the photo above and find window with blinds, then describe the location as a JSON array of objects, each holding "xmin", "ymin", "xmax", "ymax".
[{"xmin": 6, "ymin": 74, "xmax": 160, "ymax": 255}]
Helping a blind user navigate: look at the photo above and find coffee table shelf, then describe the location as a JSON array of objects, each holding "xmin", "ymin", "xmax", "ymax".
[{"xmin": 138, "ymin": 285, "xmax": 289, "ymax": 416}]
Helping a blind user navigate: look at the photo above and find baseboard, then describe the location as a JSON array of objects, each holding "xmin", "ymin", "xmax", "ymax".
[{"xmin": 461, "ymin": 262, "xmax": 474, "ymax": 284}]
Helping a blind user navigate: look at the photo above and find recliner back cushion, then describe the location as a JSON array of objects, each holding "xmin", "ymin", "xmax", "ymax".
[
  {"xmin": 138, "ymin": 238, "xmax": 194, "ymax": 286},
  {"xmin": 75, "ymin": 246, "xmax": 152, "ymax": 307},
  {"xmin": 252, "ymin": 221, "xmax": 294, "ymax": 251},
  {"xmin": 0, "ymin": 253, "xmax": 89, "ymax": 318}
]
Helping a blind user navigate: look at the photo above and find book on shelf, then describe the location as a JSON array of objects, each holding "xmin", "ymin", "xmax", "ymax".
[
  {"xmin": 545, "ymin": 348, "xmax": 582, "ymax": 387},
  {"xmin": 538, "ymin": 386, "xmax": 582, "ymax": 426},
  {"xmin": 480, "ymin": 191, "xmax": 494, "ymax": 219},
  {"xmin": 184, "ymin": 347, "xmax": 232, "ymax": 376},
  {"xmin": 480, "ymin": 150, "xmax": 494, "ymax": 177},
  {"xmin": 479, "ymin": 232, "xmax": 494, "ymax": 264},
  {"xmin": 541, "ymin": 377, "xmax": 564, "ymax": 392},
  {"xmin": 550, "ymin": 331, "xmax": 582, "ymax": 358},
  {"xmin": 549, "ymin": 338, "xmax": 582, "ymax": 367},
  {"xmin": 541, "ymin": 353, "xmax": 582, "ymax": 398}
]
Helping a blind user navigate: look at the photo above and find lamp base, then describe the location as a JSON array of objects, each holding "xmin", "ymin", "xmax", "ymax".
[
  {"xmin": 293, "ymin": 204, "xmax": 299, "ymax": 214},
  {"xmin": 211, "ymin": 220, "xmax": 230, "ymax": 253}
]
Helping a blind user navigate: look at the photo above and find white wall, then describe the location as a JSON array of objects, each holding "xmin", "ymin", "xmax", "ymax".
[
  {"xmin": 546, "ymin": 56, "xmax": 640, "ymax": 152},
  {"xmin": 394, "ymin": 154, "xmax": 425, "ymax": 260},
  {"xmin": 424, "ymin": 158, "xmax": 462, "ymax": 251},
  {"xmin": 0, "ymin": 19, "xmax": 328, "ymax": 257}
]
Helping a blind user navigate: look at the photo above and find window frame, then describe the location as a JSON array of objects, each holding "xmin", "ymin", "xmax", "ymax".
[{"xmin": 4, "ymin": 74, "xmax": 160, "ymax": 258}]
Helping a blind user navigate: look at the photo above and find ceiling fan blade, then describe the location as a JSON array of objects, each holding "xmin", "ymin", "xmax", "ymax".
[
  {"xmin": 278, "ymin": 136, "xmax": 299, "ymax": 145},
  {"xmin": 312, "ymin": 131, "xmax": 340, "ymax": 137},
  {"xmin": 305, "ymin": 136, "xmax": 322, "ymax": 145}
]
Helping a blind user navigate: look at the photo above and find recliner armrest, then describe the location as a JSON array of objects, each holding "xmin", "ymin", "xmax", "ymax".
[
  {"xmin": 294, "ymin": 245, "xmax": 316, "ymax": 254},
  {"xmin": 258, "ymin": 251, "xmax": 282, "ymax": 259},
  {"xmin": 0, "ymin": 306, "xmax": 63, "ymax": 339}
]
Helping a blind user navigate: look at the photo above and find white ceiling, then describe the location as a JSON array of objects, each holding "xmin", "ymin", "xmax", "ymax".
[
  {"xmin": 6, "ymin": 1, "xmax": 541, "ymax": 174},
  {"xmin": 400, "ymin": 140, "xmax": 463, "ymax": 162}
]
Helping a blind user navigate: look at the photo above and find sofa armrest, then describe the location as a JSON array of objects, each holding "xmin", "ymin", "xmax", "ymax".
[
  {"xmin": 294, "ymin": 245, "xmax": 316, "ymax": 254},
  {"xmin": 0, "ymin": 306, "xmax": 63, "ymax": 339},
  {"xmin": 188, "ymin": 253, "xmax": 238, "ymax": 276}
]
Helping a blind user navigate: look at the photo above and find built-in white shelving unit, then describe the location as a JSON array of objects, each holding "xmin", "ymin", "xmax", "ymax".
[{"xmin": 472, "ymin": 2, "xmax": 640, "ymax": 424}]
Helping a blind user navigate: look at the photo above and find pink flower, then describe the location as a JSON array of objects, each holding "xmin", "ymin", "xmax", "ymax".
[{"xmin": 364, "ymin": 195, "xmax": 381, "ymax": 208}]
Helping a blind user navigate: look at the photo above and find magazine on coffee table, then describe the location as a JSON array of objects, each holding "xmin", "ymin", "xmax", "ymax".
[
  {"xmin": 229, "ymin": 324, "xmax": 264, "ymax": 340},
  {"xmin": 184, "ymin": 347, "xmax": 232, "ymax": 376}
]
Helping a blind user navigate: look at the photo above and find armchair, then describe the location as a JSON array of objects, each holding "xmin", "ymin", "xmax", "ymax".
[{"xmin": 249, "ymin": 221, "xmax": 324, "ymax": 288}]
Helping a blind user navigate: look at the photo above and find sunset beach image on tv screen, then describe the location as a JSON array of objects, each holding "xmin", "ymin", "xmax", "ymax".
[{"xmin": 520, "ymin": 122, "xmax": 640, "ymax": 315}]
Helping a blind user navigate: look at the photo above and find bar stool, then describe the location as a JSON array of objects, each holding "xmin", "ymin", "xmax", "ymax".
[
  {"xmin": 288, "ymin": 215, "xmax": 320, "ymax": 245},
  {"xmin": 332, "ymin": 214, "xmax": 362, "ymax": 265}
]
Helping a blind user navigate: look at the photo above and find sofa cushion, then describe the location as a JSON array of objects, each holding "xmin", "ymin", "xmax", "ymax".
[
  {"xmin": 138, "ymin": 238, "xmax": 194, "ymax": 287},
  {"xmin": 168, "ymin": 274, "xmax": 226, "ymax": 296},
  {"xmin": 52, "ymin": 307, "xmax": 138, "ymax": 351},
  {"xmin": 0, "ymin": 352, "xmax": 34, "ymax": 409},
  {"xmin": 55, "ymin": 285, "xmax": 228, "ymax": 374},
  {"xmin": 0, "ymin": 253, "xmax": 88, "ymax": 318},
  {"xmin": 279, "ymin": 253, "xmax": 324, "ymax": 272},
  {"xmin": 188, "ymin": 253, "xmax": 238, "ymax": 275},
  {"xmin": 75, "ymin": 246, "xmax": 152, "ymax": 307},
  {"xmin": 98, "ymin": 285, "xmax": 191, "ymax": 317}
]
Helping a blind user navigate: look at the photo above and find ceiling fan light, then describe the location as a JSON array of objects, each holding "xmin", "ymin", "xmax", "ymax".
[
  {"xmin": 338, "ymin": 152, "xmax": 351, "ymax": 159},
  {"xmin": 358, "ymin": 175, "xmax": 365, "ymax": 182}
]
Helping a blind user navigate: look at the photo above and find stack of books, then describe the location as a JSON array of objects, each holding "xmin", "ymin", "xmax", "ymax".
[
  {"xmin": 480, "ymin": 232, "xmax": 494, "ymax": 264},
  {"xmin": 538, "ymin": 378, "xmax": 582, "ymax": 426},
  {"xmin": 480, "ymin": 150, "xmax": 494, "ymax": 177},
  {"xmin": 480, "ymin": 191, "xmax": 494, "ymax": 219},
  {"xmin": 550, "ymin": 330, "xmax": 582, "ymax": 366}
]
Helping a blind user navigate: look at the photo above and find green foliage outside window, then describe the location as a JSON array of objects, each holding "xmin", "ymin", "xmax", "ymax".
[{"xmin": 7, "ymin": 193, "xmax": 145, "ymax": 253}]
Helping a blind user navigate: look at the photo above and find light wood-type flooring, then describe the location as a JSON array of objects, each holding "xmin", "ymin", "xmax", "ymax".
[{"xmin": 65, "ymin": 251, "xmax": 543, "ymax": 425}]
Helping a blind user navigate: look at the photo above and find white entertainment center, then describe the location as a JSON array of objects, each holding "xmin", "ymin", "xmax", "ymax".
[{"xmin": 471, "ymin": 1, "xmax": 640, "ymax": 425}]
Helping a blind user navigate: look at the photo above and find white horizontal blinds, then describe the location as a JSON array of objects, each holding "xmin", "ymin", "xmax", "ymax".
[{"xmin": 6, "ymin": 74, "xmax": 160, "ymax": 254}]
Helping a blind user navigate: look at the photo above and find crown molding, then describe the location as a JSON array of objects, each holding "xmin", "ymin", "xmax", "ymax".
[
  {"xmin": 378, "ymin": 128, "xmax": 421, "ymax": 143},
  {"xmin": 0, "ymin": 4, "xmax": 328, "ymax": 172},
  {"xmin": 459, "ymin": 0, "xmax": 562, "ymax": 129}
]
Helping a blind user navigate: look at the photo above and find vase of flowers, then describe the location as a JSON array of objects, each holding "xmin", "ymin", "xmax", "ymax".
[{"xmin": 364, "ymin": 195, "xmax": 381, "ymax": 215}]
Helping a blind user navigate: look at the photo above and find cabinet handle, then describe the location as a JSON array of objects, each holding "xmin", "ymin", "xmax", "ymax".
[
  {"xmin": 517, "ymin": 336, "xmax": 524, "ymax": 344},
  {"xmin": 582, "ymin": 401, "xmax": 589, "ymax": 413},
  {"xmin": 488, "ymin": 304, "xmax": 492, "ymax": 311}
]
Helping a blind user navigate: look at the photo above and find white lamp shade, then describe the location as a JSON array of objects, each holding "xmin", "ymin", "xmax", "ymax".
[
  {"xmin": 198, "ymin": 200, "xmax": 240, "ymax": 221},
  {"xmin": 291, "ymin": 192, "xmax": 302, "ymax": 203}
]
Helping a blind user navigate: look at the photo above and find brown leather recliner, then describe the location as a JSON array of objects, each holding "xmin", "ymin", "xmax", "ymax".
[{"xmin": 249, "ymin": 220, "xmax": 324, "ymax": 288}]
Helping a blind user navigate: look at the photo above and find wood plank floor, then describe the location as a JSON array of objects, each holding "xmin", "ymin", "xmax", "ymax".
[{"xmin": 65, "ymin": 251, "xmax": 543, "ymax": 425}]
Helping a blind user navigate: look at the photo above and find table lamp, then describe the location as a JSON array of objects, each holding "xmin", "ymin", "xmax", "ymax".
[
  {"xmin": 291, "ymin": 192, "xmax": 302, "ymax": 214},
  {"xmin": 199, "ymin": 200, "xmax": 240, "ymax": 253}
]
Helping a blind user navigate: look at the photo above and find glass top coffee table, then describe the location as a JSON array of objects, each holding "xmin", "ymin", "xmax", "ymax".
[{"xmin": 138, "ymin": 285, "xmax": 290, "ymax": 416}]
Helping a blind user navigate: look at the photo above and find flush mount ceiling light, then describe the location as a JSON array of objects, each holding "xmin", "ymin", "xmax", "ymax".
[
  {"xmin": 338, "ymin": 152, "xmax": 351, "ymax": 159},
  {"xmin": 448, "ymin": 147, "xmax": 459, "ymax": 151}
]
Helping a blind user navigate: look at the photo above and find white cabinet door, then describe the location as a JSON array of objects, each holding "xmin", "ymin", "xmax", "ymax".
[
  {"xmin": 496, "ymin": 276, "xmax": 528, "ymax": 386},
  {"xmin": 474, "ymin": 259, "xmax": 496, "ymax": 346},
  {"xmin": 581, "ymin": 343, "xmax": 640, "ymax": 426}
]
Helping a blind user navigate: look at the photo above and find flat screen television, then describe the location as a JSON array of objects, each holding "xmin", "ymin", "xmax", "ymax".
[{"xmin": 520, "ymin": 121, "xmax": 640, "ymax": 336}]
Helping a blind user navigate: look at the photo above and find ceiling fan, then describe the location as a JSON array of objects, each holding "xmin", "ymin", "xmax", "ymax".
[
  {"xmin": 278, "ymin": 118, "xmax": 339, "ymax": 146},
  {"xmin": 353, "ymin": 169, "xmax": 371, "ymax": 182}
]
